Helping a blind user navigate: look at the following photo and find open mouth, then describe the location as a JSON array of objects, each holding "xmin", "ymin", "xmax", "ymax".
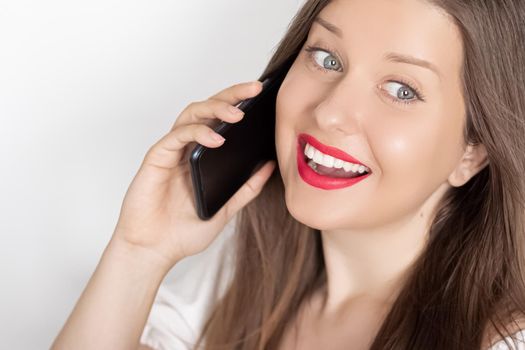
[{"xmin": 298, "ymin": 135, "xmax": 371, "ymax": 179}]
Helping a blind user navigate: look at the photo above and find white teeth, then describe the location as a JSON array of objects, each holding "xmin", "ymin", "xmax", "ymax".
[
  {"xmin": 321, "ymin": 154, "xmax": 335, "ymax": 168},
  {"xmin": 334, "ymin": 158, "xmax": 344, "ymax": 169},
  {"xmin": 313, "ymin": 149, "xmax": 324, "ymax": 164},
  {"xmin": 306, "ymin": 144, "xmax": 315, "ymax": 159},
  {"xmin": 303, "ymin": 142, "xmax": 370, "ymax": 174}
]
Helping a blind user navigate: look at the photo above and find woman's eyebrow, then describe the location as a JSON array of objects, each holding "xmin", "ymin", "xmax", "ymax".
[
  {"xmin": 313, "ymin": 16, "xmax": 443, "ymax": 81},
  {"xmin": 313, "ymin": 16, "xmax": 343, "ymax": 38},
  {"xmin": 383, "ymin": 52, "xmax": 443, "ymax": 80}
]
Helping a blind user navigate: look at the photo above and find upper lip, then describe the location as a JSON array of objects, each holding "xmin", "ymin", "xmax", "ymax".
[{"xmin": 298, "ymin": 133, "xmax": 369, "ymax": 168}]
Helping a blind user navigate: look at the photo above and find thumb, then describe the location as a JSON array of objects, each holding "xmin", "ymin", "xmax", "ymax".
[{"xmin": 219, "ymin": 160, "xmax": 277, "ymax": 221}]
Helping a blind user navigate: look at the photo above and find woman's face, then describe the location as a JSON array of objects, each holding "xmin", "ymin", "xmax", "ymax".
[{"xmin": 275, "ymin": 0, "xmax": 466, "ymax": 230}]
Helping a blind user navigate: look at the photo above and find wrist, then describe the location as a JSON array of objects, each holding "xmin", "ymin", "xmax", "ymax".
[{"xmin": 104, "ymin": 237, "xmax": 176, "ymax": 278}]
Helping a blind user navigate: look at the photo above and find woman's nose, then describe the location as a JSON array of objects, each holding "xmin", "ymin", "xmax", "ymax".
[{"xmin": 313, "ymin": 77, "xmax": 368, "ymax": 135}]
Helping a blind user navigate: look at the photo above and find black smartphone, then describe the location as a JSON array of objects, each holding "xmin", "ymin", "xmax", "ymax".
[{"xmin": 189, "ymin": 65, "xmax": 289, "ymax": 220}]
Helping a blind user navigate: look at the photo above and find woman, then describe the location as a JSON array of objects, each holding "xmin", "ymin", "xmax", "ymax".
[{"xmin": 52, "ymin": 0, "xmax": 525, "ymax": 349}]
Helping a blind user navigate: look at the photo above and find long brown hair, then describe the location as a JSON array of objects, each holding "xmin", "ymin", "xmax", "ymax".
[{"xmin": 195, "ymin": 0, "xmax": 525, "ymax": 349}]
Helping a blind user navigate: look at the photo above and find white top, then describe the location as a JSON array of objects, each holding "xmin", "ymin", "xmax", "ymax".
[
  {"xmin": 139, "ymin": 219, "xmax": 525, "ymax": 350},
  {"xmin": 489, "ymin": 330, "xmax": 525, "ymax": 350},
  {"xmin": 139, "ymin": 220, "xmax": 236, "ymax": 350}
]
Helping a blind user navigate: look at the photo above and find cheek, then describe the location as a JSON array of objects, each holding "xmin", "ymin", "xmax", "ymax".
[
  {"xmin": 275, "ymin": 68, "xmax": 317, "ymax": 174},
  {"xmin": 274, "ymin": 79, "xmax": 294, "ymax": 175},
  {"xmin": 367, "ymin": 109, "xmax": 464, "ymax": 202}
]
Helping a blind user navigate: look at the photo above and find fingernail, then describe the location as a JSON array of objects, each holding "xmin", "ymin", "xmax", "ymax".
[
  {"xmin": 253, "ymin": 81, "xmax": 263, "ymax": 90},
  {"xmin": 229, "ymin": 105, "xmax": 244, "ymax": 115},
  {"xmin": 211, "ymin": 132, "xmax": 225, "ymax": 142},
  {"xmin": 210, "ymin": 131, "xmax": 225, "ymax": 143}
]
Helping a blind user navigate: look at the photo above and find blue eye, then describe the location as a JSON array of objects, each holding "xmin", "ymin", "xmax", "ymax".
[
  {"xmin": 304, "ymin": 46, "xmax": 343, "ymax": 72},
  {"xmin": 303, "ymin": 44, "xmax": 426, "ymax": 106},
  {"xmin": 381, "ymin": 80, "xmax": 425, "ymax": 105}
]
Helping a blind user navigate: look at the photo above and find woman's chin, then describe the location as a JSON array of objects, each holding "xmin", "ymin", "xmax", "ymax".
[{"xmin": 284, "ymin": 197, "xmax": 351, "ymax": 231}]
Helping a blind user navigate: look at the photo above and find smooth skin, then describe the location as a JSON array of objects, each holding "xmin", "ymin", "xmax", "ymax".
[
  {"xmin": 50, "ymin": 80, "xmax": 276, "ymax": 350},
  {"xmin": 275, "ymin": 0, "xmax": 492, "ymax": 349}
]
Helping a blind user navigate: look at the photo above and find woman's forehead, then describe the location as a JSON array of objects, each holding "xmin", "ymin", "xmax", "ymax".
[{"xmin": 313, "ymin": 0, "xmax": 464, "ymax": 83}]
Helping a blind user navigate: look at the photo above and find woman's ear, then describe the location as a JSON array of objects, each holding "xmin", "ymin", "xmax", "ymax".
[{"xmin": 448, "ymin": 143, "xmax": 489, "ymax": 187}]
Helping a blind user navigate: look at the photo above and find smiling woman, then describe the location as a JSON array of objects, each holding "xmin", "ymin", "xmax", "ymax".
[
  {"xmin": 193, "ymin": 0, "xmax": 525, "ymax": 349},
  {"xmin": 50, "ymin": 0, "xmax": 525, "ymax": 349}
]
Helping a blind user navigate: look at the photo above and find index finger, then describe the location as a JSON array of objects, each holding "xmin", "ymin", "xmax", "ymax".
[{"xmin": 207, "ymin": 80, "xmax": 263, "ymax": 106}]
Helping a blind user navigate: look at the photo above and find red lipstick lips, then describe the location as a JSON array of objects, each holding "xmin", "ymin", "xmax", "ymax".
[
  {"xmin": 300, "ymin": 134, "xmax": 368, "ymax": 165},
  {"xmin": 296, "ymin": 133, "xmax": 371, "ymax": 190}
]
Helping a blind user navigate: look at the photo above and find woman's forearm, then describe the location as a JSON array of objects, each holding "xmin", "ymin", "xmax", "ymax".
[{"xmin": 51, "ymin": 238, "xmax": 173, "ymax": 350}]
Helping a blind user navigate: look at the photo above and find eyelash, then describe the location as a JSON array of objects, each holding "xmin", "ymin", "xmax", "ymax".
[{"xmin": 303, "ymin": 44, "xmax": 427, "ymax": 105}]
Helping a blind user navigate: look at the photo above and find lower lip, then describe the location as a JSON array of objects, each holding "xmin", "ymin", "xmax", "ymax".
[{"xmin": 296, "ymin": 138, "xmax": 371, "ymax": 190}]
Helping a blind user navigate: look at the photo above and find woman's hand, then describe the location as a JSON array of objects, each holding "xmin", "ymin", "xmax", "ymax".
[{"xmin": 110, "ymin": 80, "xmax": 276, "ymax": 270}]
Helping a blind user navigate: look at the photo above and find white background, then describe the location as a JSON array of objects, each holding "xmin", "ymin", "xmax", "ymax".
[{"xmin": 0, "ymin": 1, "xmax": 304, "ymax": 348}]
